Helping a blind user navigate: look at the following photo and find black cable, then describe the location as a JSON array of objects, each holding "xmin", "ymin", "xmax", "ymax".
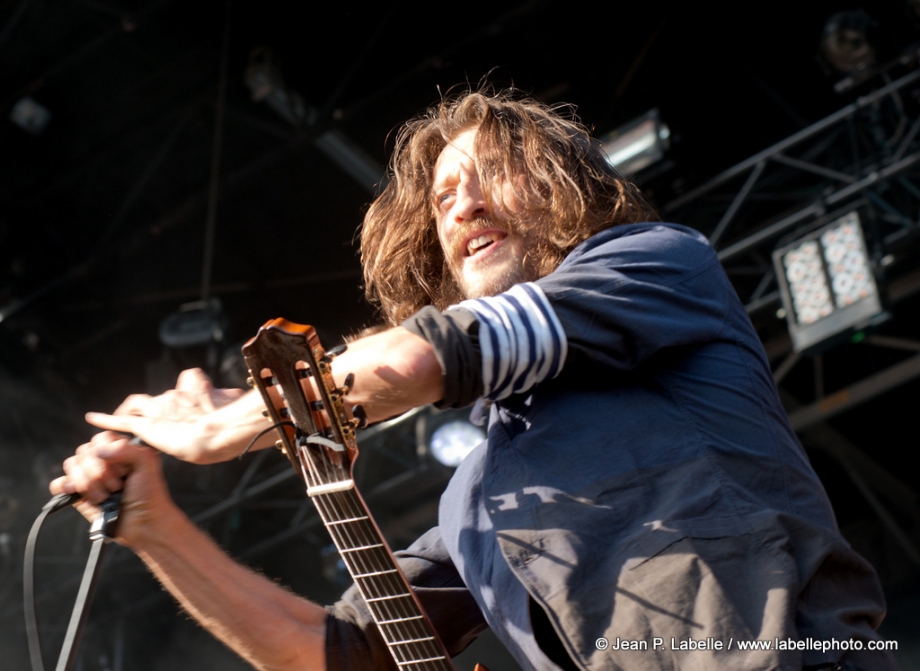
[
  {"xmin": 238, "ymin": 420, "xmax": 294, "ymax": 459},
  {"xmin": 24, "ymin": 494, "xmax": 83, "ymax": 671},
  {"xmin": 25, "ymin": 435, "xmax": 137, "ymax": 671}
]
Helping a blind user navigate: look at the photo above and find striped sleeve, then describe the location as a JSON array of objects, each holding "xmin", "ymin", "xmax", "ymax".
[{"xmin": 450, "ymin": 282, "xmax": 568, "ymax": 401}]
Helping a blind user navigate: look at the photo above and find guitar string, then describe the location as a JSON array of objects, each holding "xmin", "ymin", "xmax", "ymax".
[
  {"xmin": 300, "ymin": 448, "xmax": 446, "ymax": 669},
  {"xmin": 310, "ymin": 382, "xmax": 453, "ymax": 668},
  {"xmin": 323, "ymin": 489, "xmax": 450, "ymax": 668},
  {"xmin": 299, "ymin": 457, "xmax": 450, "ymax": 667},
  {"xmin": 334, "ymin": 490, "xmax": 422, "ymax": 654},
  {"xmin": 315, "ymin": 486, "xmax": 414, "ymax": 646},
  {"xmin": 343, "ymin": 489, "xmax": 450, "ymax": 667},
  {"xmin": 264, "ymin": 363, "xmax": 435, "ymax": 663},
  {"xmin": 258, "ymin": 352, "xmax": 433, "ymax": 664},
  {"xmin": 287, "ymin": 361, "xmax": 452, "ymax": 668}
]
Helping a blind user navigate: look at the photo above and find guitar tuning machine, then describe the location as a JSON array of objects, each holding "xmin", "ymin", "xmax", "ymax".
[
  {"xmin": 350, "ymin": 404, "xmax": 368, "ymax": 430},
  {"xmin": 319, "ymin": 344, "xmax": 348, "ymax": 370},
  {"xmin": 326, "ymin": 344, "xmax": 348, "ymax": 359}
]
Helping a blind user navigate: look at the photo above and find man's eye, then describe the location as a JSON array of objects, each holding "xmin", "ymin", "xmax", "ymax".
[{"xmin": 437, "ymin": 192, "xmax": 453, "ymax": 208}]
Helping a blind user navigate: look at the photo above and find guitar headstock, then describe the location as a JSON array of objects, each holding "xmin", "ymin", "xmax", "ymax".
[{"xmin": 241, "ymin": 318, "xmax": 362, "ymax": 494}]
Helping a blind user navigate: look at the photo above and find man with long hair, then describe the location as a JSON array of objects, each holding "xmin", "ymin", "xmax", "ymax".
[{"xmin": 54, "ymin": 90, "xmax": 895, "ymax": 670}]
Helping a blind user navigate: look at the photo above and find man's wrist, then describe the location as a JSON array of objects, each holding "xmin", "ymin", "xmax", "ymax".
[{"xmin": 122, "ymin": 498, "xmax": 187, "ymax": 552}]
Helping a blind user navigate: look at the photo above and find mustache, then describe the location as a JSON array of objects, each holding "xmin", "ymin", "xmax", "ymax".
[
  {"xmin": 451, "ymin": 216, "xmax": 511, "ymax": 242},
  {"xmin": 444, "ymin": 216, "xmax": 506, "ymax": 260}
]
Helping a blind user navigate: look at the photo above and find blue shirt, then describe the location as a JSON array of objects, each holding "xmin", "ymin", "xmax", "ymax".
[{"xmin": 326, "ymin": 224, "xmax": 892, "ymax": 670}]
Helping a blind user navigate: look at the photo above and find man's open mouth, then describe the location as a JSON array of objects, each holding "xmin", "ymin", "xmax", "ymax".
[{"xmin": 467, "ymin": 232, "xmax": 504, "ymax": 257}]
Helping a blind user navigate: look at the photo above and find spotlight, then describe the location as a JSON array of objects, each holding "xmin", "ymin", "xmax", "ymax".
[
  {"xmin": 158, "ymin": 298, "xmax": 226, "ymax": 347},
  {"xmin": 429, "ymin": 420, "xmax": 485, "ymax": 467},
  {"xmin": 820, "ymin": 10, "xmax": 877, "ymax": 75},
  {"xmin": 417, "ymin": 408, "xmax": 486, "ymax": 468},
  {"xmin": 773, "ymin": 211, "xmax": 885, "ymax": 352},
  {"xmin": 243, "ymin": 47, "xmax": 308, "ymax": 126},
  {"xmin": 9, "ymin": 97, "xmax": 51, "ymax": 135},
  {"xmin": 599, "ymin": 109, "xmax": 670, "ymax": 176}
]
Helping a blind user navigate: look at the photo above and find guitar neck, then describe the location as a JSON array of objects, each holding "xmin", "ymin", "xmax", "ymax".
[
  {"xmin": 312, "ymin": 486, "xmax": 455, "ymax": 670},
  {"xmin": 242, "ymin": 319, "xmax": 456, "ymax": 671}
]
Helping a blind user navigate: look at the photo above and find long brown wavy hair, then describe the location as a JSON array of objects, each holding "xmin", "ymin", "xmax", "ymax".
[{"xmin": 361, "ymin": 89, "xmax": 659, "ymax": 325}]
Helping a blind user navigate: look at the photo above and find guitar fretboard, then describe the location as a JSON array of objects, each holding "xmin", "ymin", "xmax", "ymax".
[
  {"xmin": 243, "ymin": 319, "xmax": 457, "ymax": 671},
  {"xmin": 312, "ymin": 486, "xmax": 454, "ymax": 670}
]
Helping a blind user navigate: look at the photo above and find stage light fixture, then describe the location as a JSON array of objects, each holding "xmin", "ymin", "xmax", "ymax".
[
  {"xmin": 820, "ymin": 10, "xmax": 876, "ymax": 75},
  {"xmin": 10, "ymin": 97, "xmax": 51, "ymax": 135},
  {"xmin": 599, "ymin": 109, "xmax": 670, "ymax": 176},
  {"xmin": 428, "ymin": 418, "xmax": 485, "ymax": 468},
  {"xmin": 159, "ymin": 298, "xmax": 226, "ymax": 347},
  {"xmin": 243, "ymin": 47, "xmax": 308, "ymax": 126},
  {"xmin": 773, "ymin": 211, "xmax": 885, "ymax": 352}
]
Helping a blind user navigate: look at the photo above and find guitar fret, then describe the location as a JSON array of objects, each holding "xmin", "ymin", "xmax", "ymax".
[
  {"xmin": 353, "ymin": 568, "xmax": 399, "ymax": 578},
  {"xmin": 325, "ymin": 515, "xmax": 369, "ymax": 525},
  {"xmin": 395, "ymin": 655, "xmax": 449, "ymax": 666},
  {"xmin": 307, "ymin": 479, "xmax": 354, "ymax": 496},
  {"xmin": 339, "ymin": 543, "xmax": 385, "ymax": 553},
  {"xmin": 366, "ymin": 593, "xmax": 413, "ymax": 603},
  {"xmin": 389, "ymin": 636, "xmax": 437, "ymax": 646},
  {"xmin": 378, "ymin": 614, "xmax": 424, "ymax": 625}
]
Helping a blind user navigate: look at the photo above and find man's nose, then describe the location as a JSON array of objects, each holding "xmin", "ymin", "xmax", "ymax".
[{"xmin": 454, "ymin": 178, "xmax": 487, "ymax": 222}]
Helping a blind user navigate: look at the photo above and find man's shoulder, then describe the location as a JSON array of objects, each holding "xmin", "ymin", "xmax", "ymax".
[{"xmin": 555, "ymin": 222, "xmax": 717, "ymax": 274}]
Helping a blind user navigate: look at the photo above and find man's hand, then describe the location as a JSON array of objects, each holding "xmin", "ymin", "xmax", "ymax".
[
  {"xmin": 84, "ymin": 369, "xmax": 270, "ymax": 465},
  {"xmin": 49, "ymin": 431, "xmax": 329, "ymax": 669},
  {"xmin": 49, "ymin": 432, "xmax": 178, "ymax": 548},
  {"xmin": 83, "ymin": 326, "xmax": 445, "ymax": 466},
  {"xmin": 108, "ymin": 368, "xmax": 245, "ymax": 418}
]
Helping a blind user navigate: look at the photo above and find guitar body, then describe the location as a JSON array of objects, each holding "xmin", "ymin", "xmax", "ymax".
[{"xmin": 242, "ymin": 319, "xmax": 462, "ymax": 670}]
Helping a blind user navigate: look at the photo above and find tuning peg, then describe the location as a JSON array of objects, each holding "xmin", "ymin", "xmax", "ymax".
[
  {"xmin": 322, "ymin": 344, "xmax": 347, "ymax": 363},
  {"xmin": 351, "ymin": 404, "xmax": 368, "ymax": 429},
  {"xmin": 341, "ymin": 372, "xmax": 355, "ymax": 395}
]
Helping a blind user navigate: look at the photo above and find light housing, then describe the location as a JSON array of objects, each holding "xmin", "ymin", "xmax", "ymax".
[
  {"xmin": 820, "ymin": 10, "xmax": 876, "ymax": 75},
  {"xmin": 773, "ymin": 211, "xmax": 885, "ymax": 352},
  {"xmin": 10, "ymin": 97, "xmax": 51, "ymax": 135},
  {"xmin": 599, "ymin": 109, "xmax": 670, "ymax": 176}
]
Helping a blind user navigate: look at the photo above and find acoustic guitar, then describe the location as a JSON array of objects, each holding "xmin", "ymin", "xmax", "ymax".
[{"xmin": 242, "ymin": 318, "xmax": 487, "ymax": 671}]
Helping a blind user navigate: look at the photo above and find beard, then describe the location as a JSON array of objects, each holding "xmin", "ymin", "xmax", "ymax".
[{"xmin": 454, "ymin": 253, "xmax": 532, "ymax": 299}]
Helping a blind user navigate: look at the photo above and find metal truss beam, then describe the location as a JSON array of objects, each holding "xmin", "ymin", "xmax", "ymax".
[
  {"xmin": 787, "ymin": 353, "xmax": 920, "ymax": 432},
  {"xmin": 663, "ymin": 68, "xmax": 920, "ymax": 214}
]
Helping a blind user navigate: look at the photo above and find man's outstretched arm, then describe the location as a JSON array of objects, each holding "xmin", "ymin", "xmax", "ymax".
[
  {"xmin": 85, "ymin": 327, "xmax": 444, "ymax": 464},
  {"xmin": 51, "ymin": 434, "xmax": 329, "ymax": 671}
]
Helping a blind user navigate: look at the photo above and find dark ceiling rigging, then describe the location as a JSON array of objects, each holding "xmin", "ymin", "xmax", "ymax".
[{"xmin": 2, "ymin": 1, "xmax": 920, "ymax": 668}]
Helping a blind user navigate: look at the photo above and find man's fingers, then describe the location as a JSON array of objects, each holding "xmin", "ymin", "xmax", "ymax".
[
  {"xmin": 86, "ymin": 412, "xmax": 150, "ymax": 435},
  {"xmin": 112, "ymin": 393, "xmax": 153, "ymax": 417},
  {"xmin": 216, "ymin": 388, "xmax": 246, "ymax": 403},
  {"xmin": 49, "ymin": 475, "xmax": 75, "ymax": 496},
  {"xmin": 88, "ymin": 430, "xmax": 131, "ymax": 447},
  {"xmin": 176, "ymin": 367, "xmax": 214, "ymax": 392},
  {"xmin": 62, "ymin": 452, "xmax": 122, "ymax": 504}
]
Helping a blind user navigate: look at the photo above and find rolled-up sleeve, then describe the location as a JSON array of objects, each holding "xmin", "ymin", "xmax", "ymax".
[{"xmin": 325, "ymin": 527, "xmax": 488, "ymax": 670}]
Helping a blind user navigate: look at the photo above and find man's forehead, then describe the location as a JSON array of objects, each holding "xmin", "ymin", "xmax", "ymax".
[{"xmin": 433, "ymin": 130, "xmax": 478, "ymax": 181}]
